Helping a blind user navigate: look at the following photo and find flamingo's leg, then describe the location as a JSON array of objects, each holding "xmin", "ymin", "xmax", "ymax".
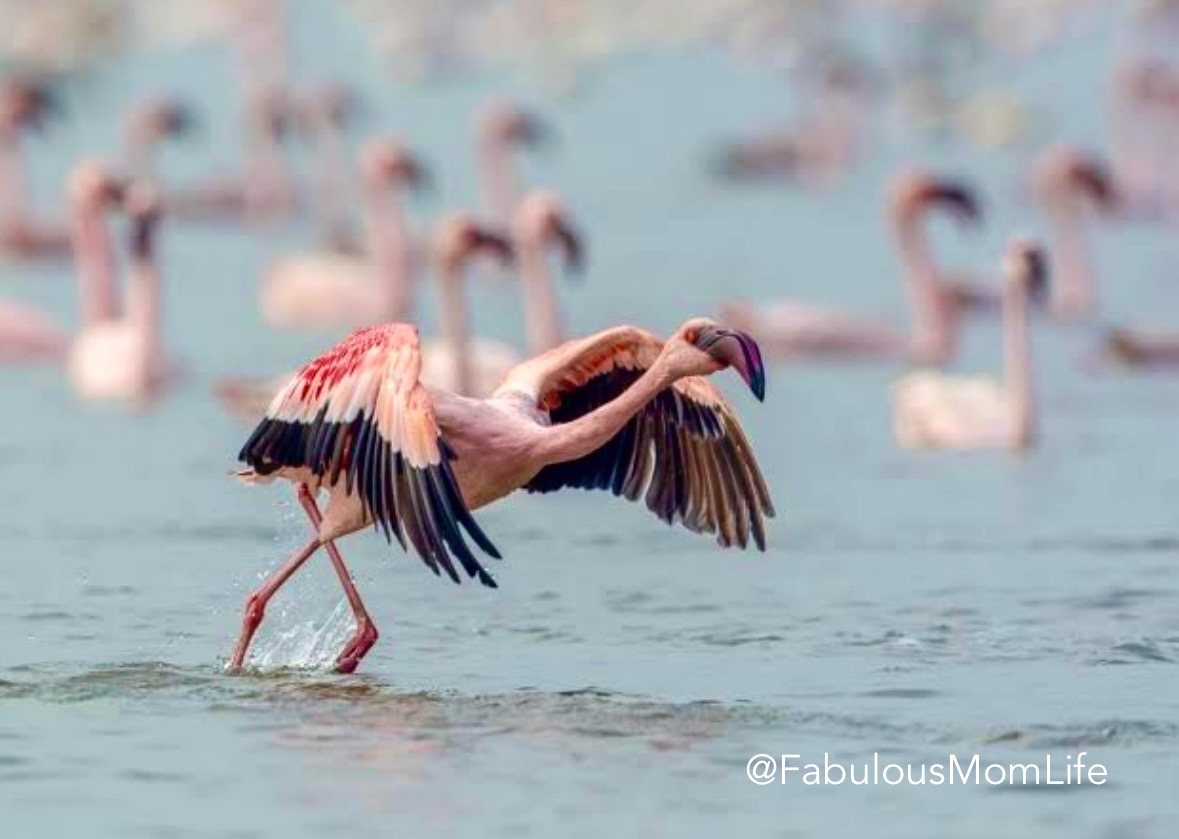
[
  {"xmin": 228, "ymin": 535, "xmax": 321, "ymax": 671},
  {"xmin": 295, "ymin": 485, "xmax": 380, "ymax": 674}
]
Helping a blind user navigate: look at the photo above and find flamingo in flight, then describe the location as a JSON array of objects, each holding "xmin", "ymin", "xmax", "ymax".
[
  {"xmin": 893, "ymin": 239, "xmax": 1047, "ymax": 450},
  {"xmin": 227, "ymin": 317, "xmax": 772, "ymax": 673},
  {"xmin": 720, "ymin": 170, "xmax": 981, "ymax": 364}
]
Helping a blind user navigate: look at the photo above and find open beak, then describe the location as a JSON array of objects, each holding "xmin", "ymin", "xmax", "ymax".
[
  {"xmin": 927, "ymin": 181, "xmax": 982, "ymax": 227},
  {"xmin": 471, "ymin": 228, "xmax": 514, "ymax": 266},
  {"xmin": 551, "ymin": 218, "xmax": 584, "ymax": 275},
  {"xmin": 697, "ymin": 326, "xmax": 766, "ymax": 402}
]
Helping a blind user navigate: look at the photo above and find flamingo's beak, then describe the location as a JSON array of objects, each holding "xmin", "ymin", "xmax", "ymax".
[
  {"xmin": 165, "ymin": 104, "xmax": 200, "ymax": 138},
  {"xmin": 471, "ymin": 228, "xmax": 514, "ymax": 266},
  {"xmin": 1025, "ymin": 246, "xmax": 1050, "ymax": 303},
  {"xmin": 551, "ymin": 217, "xmax": 584, "ymax": 276},
  {"xmin": 104, "ymin": 177, "xmax": 129, "ymax": 206},
  {"xmin": 516, "ymin": 113, "xmax": 556, "ymax": 149},
  {"xmin": 928, "ymin": 181, "xmax": 982, "ymax": 227},
  {"xmin": 1072, "ymin": 160, "xmax": 1118, "ymax": 213},
  {"xmin": 401, "ymin": 157, "xmax": 435, "ymax": 196},
  {"xmin": 696, "ymin": 326, "xmax": 766, "ymax": 402}
]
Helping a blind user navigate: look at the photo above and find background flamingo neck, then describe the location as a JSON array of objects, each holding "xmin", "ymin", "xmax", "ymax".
[
  {"xmin": 365, "ymin": 187, "xmax": 412, "ymax": 321},
  {"xmin": 125, "ymin": 259, "xmax": 162, "ymax": 380},
  {"xmin": 0, "ymin": 134, "xmax": 27, "ymax": 221},
  {"xmin": 71, "ymin": 205, "xmax": 118, "ymax": 327},
  {"xmin": 537, "ymin": 357, "xmax": 675, "ymax": 465},
  {"xmin": 519, "ymin": 242, "xmax": 563, "ymax": 354},
  {"xmin": 897, "ymin": 223, "xmax": 952, "ymax": 363},
  {"xmin": 481, "ymin": 143, "xmax": 516, "ymax": 223},
  {"xmin": 1048, "ymin": 211, "xmax": 1093, "ymax": 317},
  {"xmin": 437, "ymin": 260, "xmax": 473, "ymax": 395},
  {"xmin": 1003, "ymin": 282, "xmax": 1035, "ymax": 447}
]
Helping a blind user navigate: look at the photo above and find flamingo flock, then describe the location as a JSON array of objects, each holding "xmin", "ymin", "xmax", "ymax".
[{"xmin": 3, "ymin": 0, "xmax": 1178, "ymax": 675}]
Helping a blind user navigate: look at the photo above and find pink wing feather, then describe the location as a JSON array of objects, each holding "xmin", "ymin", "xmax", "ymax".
[{"xmin": 239, "ymin": 324, "xmax": 500, "ymax": 586}]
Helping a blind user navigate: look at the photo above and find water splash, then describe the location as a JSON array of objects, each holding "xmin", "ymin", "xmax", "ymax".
[{"xmin": 250, "ymin": 598, "xmax": 356, "ymax": 671}]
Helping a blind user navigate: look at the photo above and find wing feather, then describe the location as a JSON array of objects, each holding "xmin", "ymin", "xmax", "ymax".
[
  {"xmin": 238, "ymin": 324, "xmax": 499, "ymax": 585},
  {"xmin": 519, "ymin": 329, "xmax": 775, "ymax": 551}
]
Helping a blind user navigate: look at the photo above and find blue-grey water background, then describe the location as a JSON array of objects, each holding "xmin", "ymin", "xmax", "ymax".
[{"xmin": 2, "ymin": 3, "xmax": 1179, "ymax": 836}]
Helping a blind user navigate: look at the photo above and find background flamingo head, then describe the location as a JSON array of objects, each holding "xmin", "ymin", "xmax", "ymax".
[
  {"xmin": 125, "ymin": 181, "xmax": 163, "ymax": 259},
  {"xmin": 126, "ymin": 96, "xmax": 198, "ymax": 144},
  {"xmin": 889, "ymin": 170, "xmax": 982, "ymax": 230},
  {"xmin": 516, "ymin": 190, "xmax": 584, "ymax": 274},
  {"xmin": 67, "ymin": 159, "xmax": 126, "ymax": 211},
  {"xmin": 298, "ymin": 82, "xmax": 365, "ymax": 134},
  {"xmin": 434, "ymin": 214, "xmax": 514, "ymax": 271},
  {"xmin": 479, "ymin": 100, "xmax": 555, "ymax": 151},
  {"xmin": 1003, "ymin": 238, "xmax": 1050, "ymax": 304},
  {"xmin": 0, "ymin": 77, "xmax": 60, "ymax": 133},
  {"xmin": 359, "ymin": 138, "xmax": 432, "ymax": 194}
]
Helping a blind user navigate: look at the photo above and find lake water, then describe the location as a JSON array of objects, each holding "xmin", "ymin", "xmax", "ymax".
[{"xmin": 2, "ymin": 3, "xmax": 1178, "ymax": 837}]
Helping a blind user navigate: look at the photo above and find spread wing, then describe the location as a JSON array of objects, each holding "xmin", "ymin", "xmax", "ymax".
[
  {"xmin": 510, "ymin": 327, "xmax": 775, "ymax": 550},
  {"xmin": 238, "ymin": 324, "xmax": 501, "ymax": 587}
]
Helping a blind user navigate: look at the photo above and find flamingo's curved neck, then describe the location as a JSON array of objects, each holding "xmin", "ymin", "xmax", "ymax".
[
  {"xmin": 71, "ymin": 201, "xmax": 118, "ymax": 328},
  {"xmin": 1003, "ymin": 278, "xmax": 1034, "ymax": 447},
  {"xmin": 365, "ymin": 183, "xmax": 412, "ymax": 321},
  {"xmin": 519, "ymin": 238, "xmax": 563, "ymax": 354},
  {"xmin": 312, "ymin": 118, "xmax": 350, "ymax": 247},
  {"xmin": 0, "ymin": 131, "xmax": 27, "ymax": 222},
  {"xmin": 536, "ymin": 355, "xmax": 675, "ymax": 465},
  {"xmin": 480, "ymin": 139, "xmax": 517, "ymax": 224},
  {"xmin": 125, "ymin": 231, "xmax": 162, "ymax": 384},
  {"xmin": 1047, "ymin": 203, "xmax": 1092, "ymax": 318},
  {"xmin": 896, "ymin": 218, "xmax": 953, "ymax": 364},
  {"xmin": 436, "ymin": 256, "xmax": 473, "ymax": 396}
]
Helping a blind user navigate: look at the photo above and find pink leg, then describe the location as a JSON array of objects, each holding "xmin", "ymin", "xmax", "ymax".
[
  {"xmin": 227, "ymin": 535, "xmax": 320, "ymax": 671},
  {"xmin": 296, "ymin": 485, "xmax": 380, "ymax": 674}
]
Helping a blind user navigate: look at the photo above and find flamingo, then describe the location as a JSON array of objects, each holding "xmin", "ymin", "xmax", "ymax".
[
  {"xmin": 122, "ymin": 96, "xmax": 197, "ymax": 185},
  {"xmin": 68, "ymin": 182, "xmax": 176, "ymax": 404},
  {"xmin": 513, "ymin": 189, "xmax": 583, "ymax": 355},
  {"xmin": 1030, "ymin": 145, "xmax": 1118, "ymax": 320},
  {"xmin": 893, "ymin": 239, "xmax": 1047, "ymax": 450},
  {"xmin": 296, "ymin": 82, "xmax": 366, "ymax": 252},
  {"xmin": 258, "ymin": 138, "xmax": 429, "ymax": 330},
  {"xmin": 0, "ymin": 159, "xmax": 124, "ymax": 363},
  {"xmin": 477, "ymin": 99, "xmax": 555, "ymax": 227},
  {"xmin": 164, "ymin": 87, "xmax": 297, "ymax": 224},
  {"xmin": 719, "ymin": 170, "xmax": 981, "ymax": 364},
  {"xmin": 227, "ymin": 316, "xmax": 772, "ymax": 673},
  {"xmin": 0, "ymin": 76, "xmax": 70, "ymax": 259}
]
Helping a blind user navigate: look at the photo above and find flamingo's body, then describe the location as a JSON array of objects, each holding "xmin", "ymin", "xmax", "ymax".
[
  {"xmin": 228, "ymin": 317, "xmax": 772, "ymax": 673},
  {"xmin": 259, "ymin": 139, "xmax": 426, "ymax": 331},
  {"xmin": 894, "ymin": 240, "xmax": 1046, "ymax": 450},
  {"xmin": 720, "ymin": 171, "xmax": 980, "ymax": 365},
  {"xmin": 0, "ymin": 298, "xmax": 69, "ymax": 362}
]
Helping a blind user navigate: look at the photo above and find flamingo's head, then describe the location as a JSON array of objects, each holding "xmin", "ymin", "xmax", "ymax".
[
  {"xmin": 125, "ymin": 181, "xmax": 163, "ymax": 259},
  {"xmin": 68, "ymin": 159, "xmax": 126, "ymax": 211},
  {"xmin": 0, "ymin": 77, "xmax": 60, "ymax": 132},
  {"xmin": 359, "ymin": 138, "xmax": 432, "ymax": 194},
  {"xmin": 889, "ymin": 170, "xmax": 982, "ymax": 229},
  {"xmin": 126, "ymin": 96, "xmax": 198, "ymax": 142},
  {"xmin": 671, "ymin": 317, "xmax": 766, "ymax": 402},
  {"xmin": 249, "ymin": 87, "xmax": 295, "ymax": 141},
  {"xmin": 1002, "ymin": 238, "xmax": 1049, "ymax": 304},
  {"xmin": 434, "ymin": 213, "xmax": 514, "ymax": 271},
  {"xmin": 515, "ymin": 190, "xmax": 583, "ymax": 274},
  {"xmin": 300, "ymin": 82, "xmax": 364, "ymax": 132},
  {"xmin": 479, "ymin": 100, "xmax": 555, "ymax": 150},
  {"xmin": 1033, "ymin": 145, "xmax": 1118, "ymax": 213}
]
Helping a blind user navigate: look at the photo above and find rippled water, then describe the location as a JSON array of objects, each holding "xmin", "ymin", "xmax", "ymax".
[{"xmin": 2, "ymin": 4, "xmax": 1178, "ymax": 837}]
